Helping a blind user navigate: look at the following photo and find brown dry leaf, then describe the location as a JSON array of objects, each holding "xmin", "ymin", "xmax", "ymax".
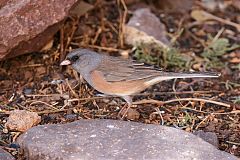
[{"xmin": 191, "ymin": 10, "xmax": 211, "ymax": 22}]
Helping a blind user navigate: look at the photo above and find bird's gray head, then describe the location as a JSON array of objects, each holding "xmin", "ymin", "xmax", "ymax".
[{"xmin": 60, "ymin": 49, "xmax": 102, "ymax": 74}]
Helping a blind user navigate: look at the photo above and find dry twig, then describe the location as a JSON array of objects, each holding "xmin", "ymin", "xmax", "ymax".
[
  {"xmin": 117, "ymin": 0, "xmax": 127, "ymax": 48},
  {"xmin": 133, "ymin": 98, "xmax": 231, "ymax": 108}
]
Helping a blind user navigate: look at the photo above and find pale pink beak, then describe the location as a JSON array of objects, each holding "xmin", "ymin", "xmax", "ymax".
[{"xmin": 60, "ymin": 59, "xmax": 71, "ymax": 65}]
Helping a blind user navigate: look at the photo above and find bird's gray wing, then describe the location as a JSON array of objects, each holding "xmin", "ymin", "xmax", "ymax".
[
  {"xmin": 96, "ymin": 56, "xmax": 160, "ymax": 82},
  {"xmin": 96, "ymin": 55, "xmax": 220, "ymax": 82}
]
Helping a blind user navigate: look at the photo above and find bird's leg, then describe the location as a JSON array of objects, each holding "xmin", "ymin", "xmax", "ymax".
[
  {"xmin": 123, "ymin": 95, "xmax": 132, "ymax": 106},
  {"xmin": 118, "ymin": 95, "xmax": 132, "ymax": 119}
]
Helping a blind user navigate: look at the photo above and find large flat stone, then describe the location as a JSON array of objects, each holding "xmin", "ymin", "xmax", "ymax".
[{"xmin": 17, "ymin": 119, "xmax": 238, "ymax": 160}]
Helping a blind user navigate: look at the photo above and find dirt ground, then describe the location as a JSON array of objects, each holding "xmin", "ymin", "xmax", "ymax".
[{"xmin": 0, "ymin": 0, "xmax": 239, "ymax": 158}]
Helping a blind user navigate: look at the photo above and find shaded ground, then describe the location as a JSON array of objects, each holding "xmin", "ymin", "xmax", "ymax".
[{"xmin": 0, "ymin": 0, "xmax": 239, "ymax": 158}]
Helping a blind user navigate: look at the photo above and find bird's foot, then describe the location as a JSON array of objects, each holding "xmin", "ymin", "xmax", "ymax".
[{"xmin": 117, "ymin": 103, "xmax": 131, "ymax": 120}]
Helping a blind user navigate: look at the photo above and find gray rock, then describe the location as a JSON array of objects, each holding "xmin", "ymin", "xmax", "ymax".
[
  {"xmin": 17, "ymin": 119, "xmax": 238, "ymax": 160},
  {"xmin": 193, "ymin": 130, "xmax": 219, "ymax": 147},
  {"xmin": 0, "ymin": 148, "xmax": 15, "ymax": 160},
  {"xmin": 125, "ymin": 8, "xmax": 170, "ymax": 48}
]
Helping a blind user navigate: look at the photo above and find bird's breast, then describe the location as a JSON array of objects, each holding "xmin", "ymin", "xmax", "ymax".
[{"xmin": 90, "ymin": 70, "xmax": 149, "ymax": 96}]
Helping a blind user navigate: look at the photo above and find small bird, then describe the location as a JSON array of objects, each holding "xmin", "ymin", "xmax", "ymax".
[{"xmin": 60, "ymin": 48, "xmax": 220, "ymax": 106}]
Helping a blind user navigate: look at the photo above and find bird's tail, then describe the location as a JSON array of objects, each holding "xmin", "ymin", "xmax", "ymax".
[
  {"xmin": 160, "ymin": 71, "xmax": 221, "ymax": 79},
  {"xmin": 145, "ymin": 71, "xmax": 220, "ymax": 86}
]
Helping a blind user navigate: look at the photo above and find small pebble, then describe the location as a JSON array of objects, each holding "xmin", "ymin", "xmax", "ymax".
[
  {"xmin": 23, "ymin": 88, "xmax": 33, "ymax": 95},
  {"xmin": 3, "ymin": 128, "xmax": 8, "ymax": 133}
]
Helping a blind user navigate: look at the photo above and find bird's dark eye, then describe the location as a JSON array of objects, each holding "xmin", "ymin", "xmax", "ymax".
[{"xmin": 71, "ymin": 55, "xmax": 79, "ymax": 62}]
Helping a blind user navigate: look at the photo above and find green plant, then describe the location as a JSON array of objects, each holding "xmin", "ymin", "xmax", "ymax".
[
  {"xmin": 133, "ymin": 44, "xmax": 190, "ymax": 69},
  {"xmin": 133, "ymin": 46, "xmax": 158, "ymax": 65},
  {"xmin": 201, "ymin": 36, "xmax": 240, "ymax": 68},
  {"xmin": 163, "ymin": 47, "xmax": 191, "ymax": 69}
]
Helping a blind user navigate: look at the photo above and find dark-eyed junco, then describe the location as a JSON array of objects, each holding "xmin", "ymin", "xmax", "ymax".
[{"xmin": 60, "ymin": 49, "xmax": 220, "ymax": 105}]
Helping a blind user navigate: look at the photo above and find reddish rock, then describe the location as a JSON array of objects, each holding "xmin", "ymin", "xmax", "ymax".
[
  {"xmin": 5, "ymin": 110, "xmax": 41, "ymax": 132},
  {"xmin": 0, "ymin": 0, "xmax": 78, "ymax": 60}
]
